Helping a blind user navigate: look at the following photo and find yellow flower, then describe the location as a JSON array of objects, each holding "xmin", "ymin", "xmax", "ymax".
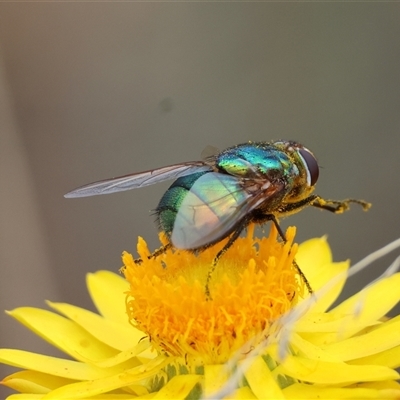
[{"xmin": 1, "ymin": 225, "xmax": 400, "ymax": 399}]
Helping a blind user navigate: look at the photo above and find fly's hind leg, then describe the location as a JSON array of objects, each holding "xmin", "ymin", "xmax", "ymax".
[
  {"xmin": 134, "ymin": 243, "xmax": 172, "ymax": 265},
  {"xmin": 292, "ymin": 259, "xmax": 313, "ymax": 295},
  {"xmin": 311, "ymin": 196, "xmax": 371, "ymax": 214},
  {"xmin": 205, "ymin": 219, "xmax": 250, "ymax": 299},
  {"xmin": 268, "ymin": 214, "xmax": 313, "ymax": 295}
]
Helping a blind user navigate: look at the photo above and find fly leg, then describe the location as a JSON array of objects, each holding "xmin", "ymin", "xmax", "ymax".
[
  {"xmin": 134, "ymin": 243, "xmax": 172, "ymax": 265},
  {"xmin": 205, "ymin": 212, "xmax": 314, "ymax": 299},
  {"xmin": 206, "ymin": 219, "xmax": 250, "ymax": 299},
  {"xmin": 311, "ymin": 196, "xmax": 371, "ymax": 214},
  {"xmin": 273, "ymin": 194, "xmax": 370, "ymax": 295},
  {"xmin": 267, "ymin": 214, "xmax": 313, "ymax": 295}
]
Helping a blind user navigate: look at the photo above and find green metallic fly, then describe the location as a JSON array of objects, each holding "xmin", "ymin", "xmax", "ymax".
[{"xmin": 65, "ymin": 140, "xmax": 371, "ymax": 296}]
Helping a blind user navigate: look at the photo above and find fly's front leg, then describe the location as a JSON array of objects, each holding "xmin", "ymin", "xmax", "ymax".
[
  {"xmin": 311, "ymin": 196, "xmax": 371, "ymax": 214},
  {"xmin": 252, "ymin": 211, "xmax": 314, "ymax": 295},
  {"xmin": 134, "ymin": 243, "xmax": 172, "ymax": 265},
  {"xmin": 267, "ymin": 214, "xmax": 313, "ymax": 295}
]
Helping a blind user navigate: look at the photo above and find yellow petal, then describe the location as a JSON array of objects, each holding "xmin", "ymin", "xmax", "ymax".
[
  {"xmin": 7, "ymin": 308, "xmax": 118, "ymax": 363},
  {"xmin": 301, "ymin": 261, "xmax": 349, "ymax": 313},
  {"xmin": 228, "ymin": 386, "xmax": 257, "ymax": 399},
  {"xmin": 349, "ymin": 345, "xmax": 400, "ymax": 369},
  {"xmin": 241, "ymin": 356, "xmax": 285, "ymax": 399},
  {"xmin": 47, "ymin": 301, "xmax": 141, "ymax": 352},
  {"xmin": 204, "ymin": 364, "xmax": 228, "ymax": 398},
  {"xmin": 351, "ymin": 381, "xmax": 400, "ymax": 390},
  {"xmin": 89, "ymin": 340, "xmax": 150, "ymax": 369},
  {"xmin": 1, "ymin": 370, "xmax": 75, "ymax": 394},
  {"xmin": 86, "ymin": 271, "xmax": 130, "ymax": 324},
  {"xmin": 42, "ymin": 356, "xmax": 171, "ymax": 399},
  {"xmin": 294, "ymin": 312, "xmax": 374, "ymax": 333},
  {"xmin": 0, "ymin": 349, "xmax": 118, "ymax": 380},
  {"xmin": 296, "ymin": 237, "xmax": 332, "ymax": 271},
  {"xmin": 84, "ymin": 396, "xmax": 151, "ymax": 399},
  {"xmin": 354, "ymin": 381, "xmax": 400, "ymax": 390},
  {"xmin": 70, "ymin": 396, "xmax": 138, "ymax": 399},
  {"xmin": 276, "ymin": 354, "xmax": 399, "ymax": 385},
  {"xmin": 290, "ymin": 333, "xmax": 342, "ymax": 362},
  {"xmin": 5, "ymin": 396, "xmax": 139, "ymax": 400},
  {"xmin": 329, "ymin": 273, "xmax": 400, "ymax": 338},
  {"xmin": 321, "ymin": 319, "xmax": 400, "ymax": 361},
  {"xmin": 152, "ymin": 375, "xmax": 202, "ymax": 399},
  {"xmin": 295, "ymin": 236, "xmax": 353, "ymax": 314},
  {"xmin": 283, "ymin": 382, "xmax": 400, "ymax": 399}
]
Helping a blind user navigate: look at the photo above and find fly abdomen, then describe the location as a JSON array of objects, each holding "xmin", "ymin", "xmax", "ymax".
[{"xmin": 155, "ymin": 171, "xmax": 209, "ymax": 239}]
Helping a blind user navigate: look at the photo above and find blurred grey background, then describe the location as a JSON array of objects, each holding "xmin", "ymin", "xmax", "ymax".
[{"xmin": 1, "ymin": 3, "xmax": 400, "ymax": 396}]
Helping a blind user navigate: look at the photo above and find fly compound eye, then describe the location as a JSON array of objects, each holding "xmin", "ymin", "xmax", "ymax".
[{"xmin": 298, "ymin": 147, "xmax": 319, "ymax": 186}]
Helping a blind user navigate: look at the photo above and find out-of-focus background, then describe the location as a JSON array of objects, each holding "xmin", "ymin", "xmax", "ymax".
[{"xmin": 0, "ymin": 3, "xmax": 399, "ymax": 396}]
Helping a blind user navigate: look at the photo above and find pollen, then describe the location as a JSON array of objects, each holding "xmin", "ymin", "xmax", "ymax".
[{"xmin": 122, "ymin": 224, "xmax": 303, "ymax": 366}]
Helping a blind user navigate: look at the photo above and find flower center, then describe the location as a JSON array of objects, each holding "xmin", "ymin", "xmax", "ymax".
[{"xmin": 123, "ymin": 224, "xmax": 302, "ymax": 365}]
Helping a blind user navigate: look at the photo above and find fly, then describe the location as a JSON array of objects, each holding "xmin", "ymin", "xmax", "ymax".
[{"xmin": 65, "ymin": 140, "xmax": 371, "ymax": 297}]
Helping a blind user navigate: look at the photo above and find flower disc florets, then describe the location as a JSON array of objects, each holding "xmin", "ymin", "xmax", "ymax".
[{"xmin": 122, "ymin": 225, "xmax": 302, "ymax": 366}]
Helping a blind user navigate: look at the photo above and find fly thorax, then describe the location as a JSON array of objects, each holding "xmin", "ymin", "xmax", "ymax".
[{"xmin": 217, "ymin": 157, "xmax": 259, "ymax": 178}]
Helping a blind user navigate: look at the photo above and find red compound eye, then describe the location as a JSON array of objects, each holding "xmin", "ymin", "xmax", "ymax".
[{"xmin": 299, "ymin": 147, "xmax": 319, "ymax": 186}]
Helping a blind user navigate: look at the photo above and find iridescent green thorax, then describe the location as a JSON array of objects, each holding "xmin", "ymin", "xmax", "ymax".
[{"xmin": 215, "ymin": 142, "xmax": 301, "ymax": 188}]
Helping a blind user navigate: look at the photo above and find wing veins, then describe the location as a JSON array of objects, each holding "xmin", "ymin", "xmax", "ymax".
[
  {"xmin": 172, "ymin": 173, "xmax": 277, "ymax": 249},
  {"xmin": 65, "ymin": 161, "xmax": 210, "ymax": 198}
]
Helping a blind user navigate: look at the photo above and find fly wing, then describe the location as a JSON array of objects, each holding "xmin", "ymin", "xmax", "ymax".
[
  {"xmin": 64, "ymin": 162, "xmax": 211, "ymax": 198},
  {"xmin": 171, "ymin": 172, "xmax": 280, "ymax": 250}
]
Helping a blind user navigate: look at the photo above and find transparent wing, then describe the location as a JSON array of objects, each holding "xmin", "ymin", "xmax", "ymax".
[
  {"xmin": 171, "ymin": 172, "xmax": 281, "ymax": 250},
  {"xmin": 64, "ymin": 161, "xmax": 211, "ymax": 198}
]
